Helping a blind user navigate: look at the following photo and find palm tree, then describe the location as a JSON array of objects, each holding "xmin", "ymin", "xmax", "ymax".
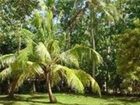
[
  {"xmin": 0, "ymin": 37, "xmax": 44, "ymax": 98},
  {"xmin": 88, "ymin": 0, "xmax": 120, "ymax": 77},
  {"xmin": 0, "ymin": 3, "xmax": 103, "ymax": 103},
  {"xmin": 62, "ymin": 0, "xmax": 120, "ymax": 77},
  {"xmin": 34, "ymin": 41, "xmax": 102, "ymax": 103},
  {"xmin": 0, "ymin": 31, "xmax": 102, "ymax": 103}
]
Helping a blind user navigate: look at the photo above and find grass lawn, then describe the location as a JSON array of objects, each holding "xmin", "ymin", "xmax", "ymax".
[{"xmin": 0, "ymin": 93, "xmax": 140, "ymax": 105}]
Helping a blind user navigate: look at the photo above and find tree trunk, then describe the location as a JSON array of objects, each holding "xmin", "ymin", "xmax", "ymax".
[
  {"xmin": 90, "ymin": 8, "xmax": 97, "ymax": 77},
  {"xmin": 66, "ymin": 33, "xmax": 71, "ymax": 49},
  {"xmin": 32, "ymin": 80, "xmax": 36, "ymax": 93},
  {"xmin": 8, "ymin": 78, "xmax": 19, "ymax": 98},
  {"xmin": 45, "ymin": 72, "xmax": 57, "ymax": 103},
  {"xmin": 92, "ymin": 34, "xmax": 96, "ymax": 77}
]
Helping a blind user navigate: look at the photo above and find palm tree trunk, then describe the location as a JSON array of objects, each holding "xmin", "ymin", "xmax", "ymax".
[
  {"xmin": 45, "ymin": 72, "xmax": 57, "ymax": 103},
  {"xmin": 32, "ymin": 80, "xmax": 36, "ymax": 93},
  {"xmin": 92, "ymin": 34, "xmax": 96, "ymax": 77},
  {"xmin": 90, "ymin": 8, "xmax": 97, "ymax": 77},
  {"xmin": 66, "ymin": 33, "xmax": 71, "ymax": 49},
  {"xmin": 8, "ymin": 78, "xmax": 18, "ymax": 98}
]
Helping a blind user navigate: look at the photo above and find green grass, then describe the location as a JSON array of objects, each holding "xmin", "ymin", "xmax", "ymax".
[{"xmin": 0, "ymin": 93, "xmax": 140, "ymax": 105}]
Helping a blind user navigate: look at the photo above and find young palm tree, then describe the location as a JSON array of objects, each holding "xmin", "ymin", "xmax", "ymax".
[
  {"xmin": 0, "ymin": 3, "xmax": 102, "ymax": 103},
  {"xmin": 34, "ymin": 40, "xmax": 102, "ymax": 103},
  {"xmin": 0, "ymin": 38, "xmax": 44, "ymax": 97},
  {"xmin": 0, "ymin": 33, "xmax": 102, "ymax": 103}
]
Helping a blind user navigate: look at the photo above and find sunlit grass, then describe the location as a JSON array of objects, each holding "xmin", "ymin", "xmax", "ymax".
[{"xmin": 0, "ymin": 93, "xmax": 140, "ymax": 105}]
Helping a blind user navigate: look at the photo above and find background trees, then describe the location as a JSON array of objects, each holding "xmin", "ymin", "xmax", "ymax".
[
  {"xmin": 0, "ymin": 0, "xmax": 38, "ymax": 54},
  {"xmin": 116, "ymin": 26, "xmax": 140, "ymax": 80},
  {"xmin": 116, "ymin": 20, "xmax": 140, "ymax": 94}
]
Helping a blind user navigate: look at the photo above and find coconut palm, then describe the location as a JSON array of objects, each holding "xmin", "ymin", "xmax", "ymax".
[
  {"xmin": 0, "ymin": 3, "xmax": 102, "ymax": 103},
  {"xmin": 63, "ymin": 0, "xmax": 120, "ymax": 77},
  {"xmin": 34, "ymin": 40, "xmax": 102, "ymax": 103},
  {"xmin": 0, "ymin": 36, "xmax": 44, "ymax": 97},
  {"xmin": 0, "ymin": 31, "xmax": 102, "ymax": 103}
]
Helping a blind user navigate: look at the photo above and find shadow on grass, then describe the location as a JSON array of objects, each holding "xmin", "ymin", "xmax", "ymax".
[
  {"xmin": 99, "ymin": 95, "xmax": 140, "ymax": 105},
  {"xmin": 117, "ymin": 97, "xmax": 140, "ymax": 103},
  {"xmin": 0, "ymin": 94, "xmax": 140, "ymax": 105},
  {"xmin": 28, "ymin": 95, "xmax": 48, "ymax": 100},
  {"xmin": 0, "ymin": 95, "xmax": 84, "ymax": 105}
]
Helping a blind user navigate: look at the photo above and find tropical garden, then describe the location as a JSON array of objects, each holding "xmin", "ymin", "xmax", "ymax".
[{"xmin": 0, "ymin": 0, "xmax": 140, "ymax": 105}]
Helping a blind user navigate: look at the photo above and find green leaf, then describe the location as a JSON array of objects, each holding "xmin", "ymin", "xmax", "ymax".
[
  {"xmin": 52, "ymin": 65, "xmax": 84, "ymax": 93},
  {"xmin": 0, "ymin": 67, "xmax": 11, "ymax": 81},
  {"xmin": 0, "ymin": 54, "xmax": 15, "ymax": 68},
  {"xmin": 35, "ymin": 42, "xmax": 52, "ymax": 63}
]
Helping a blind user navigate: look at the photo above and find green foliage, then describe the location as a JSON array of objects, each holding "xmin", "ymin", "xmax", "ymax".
[
  {"xmin": 52, "ymin": 65, "xmax": 101, "ymax": 96},
  {"xmin": 35, "ymin": 42, "xmax": 52, "ymax": 64},
  {"xmin": 52, "ymin": 65, "xmax": 84, "ymax": 93},
  {"xmin": 0, "ymin": 29, "xmax": 43, "ymax": 89},
  {"xmin": 0, "ymin": 54, "xmax": 15, "ymax": 67},
  {"xmin": 0, "ymin": 67, "xmax": 11, "ymax": 81},
  {"xmin": 0, "ymin": 0, "xmax": 38, "ymax": 54},
  {"xmin": 116, "ymin": 27, "xmax": 140, "ymax": 81},
  {"xmin": 0, "ymin": 0, "xmax": 38, "ymax": 21},
  {"xmin": 74, "ymin": 70, "xmax": 101, "ymax": 96},
  {"xmin": 59, "ymin": 44, "xmax": 102, "ymax": 69}
]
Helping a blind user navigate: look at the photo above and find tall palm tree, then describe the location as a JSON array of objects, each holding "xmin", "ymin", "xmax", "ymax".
[
  {"xmin": 62, "ymin": 0, "xmax": 120, "ymax": 77},
  {"xmin": 88, "ymin": 0, "xmax": 120, "ymax": 77}
]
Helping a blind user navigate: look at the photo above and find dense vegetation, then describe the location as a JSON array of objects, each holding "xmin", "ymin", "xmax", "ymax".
[{"xmin": 0, "ymin": 0, "xmax": 140, "ymax": 104}]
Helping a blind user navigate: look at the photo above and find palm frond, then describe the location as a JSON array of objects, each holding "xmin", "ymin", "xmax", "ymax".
[
  {"xmin": 15, "ymin": 72, "xmax": 30, "ymax": 89},
  {"xmin": 17, "ymin": 45, "xmax": 32, "ymax": 63},
  {"xmin": 88, "ymin": 0, "xmax": 120, "ymax": 22},
  {"xmin": 32, "ymin": 11, "xmax": 42, "ymax": 28},
  {"xmin": 15, "ymin": 61, "xmax": 44, "ymax": 89},
  {"xmin": 27, "ymin": 61, "xmax": 44, "ymax": 75},
  {"xmin": 74, "ymin": 70, "xmax": 101, "ymax": 96},
  {"xmin": 15, "ymin": 67, "xmax": 37, "ymax": 90},
  {"xmin": 0, "ymin": 54, "xmax": 15, "ymax": 68},
  {"xmin": 19, "ymin": 29, "xmax": 34, "ymax": 42},
  {"xmin": 59, "ymin": 51, "xmax": 79, "ymax": 68},
  {"xmin": 45, "ymin": 10, "xmax": 53, "ymax": 36},
  {"xmin": 103, "ymin": 3, "xmax": 120, "ymax": 22},
  {"xmin": 52, "ymin": 64, "xmax": 101, "ymax": 96},
  {"xmin": 51, "ymin": 70, "xmax": 61, "ymax": 87},
  {"xmin": 52, "ymin": 65, "xmax": 84, "ymax": 93},
  {"xmin": 11, "ymin": 42, "xmax": 33, "ymax": 72},
  {"xmin": 68, "ymin": 44, "xmax": 103, "ymax": 65},
  {"xmin": 35, "ymin": 42, "xmax": 52, "ymax": 64},
  {"xmin": 47, "ymin": 40, "xmax": 60, "ymax": 58},
  {"xmin": 0, "ymin": 67, "xmax": 12, "ymax": 81}
]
